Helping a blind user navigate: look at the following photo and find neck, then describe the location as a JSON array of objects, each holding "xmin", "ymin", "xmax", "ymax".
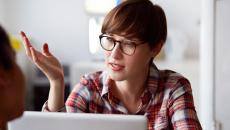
[{"xmin": 115, "ymin": 66, "xmax": 149, "ymax": 102}]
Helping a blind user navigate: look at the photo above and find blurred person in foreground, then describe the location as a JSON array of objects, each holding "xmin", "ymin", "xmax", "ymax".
[{"xmin": 0, "ymin": 25, "xmax": 25, "ymax": 130}]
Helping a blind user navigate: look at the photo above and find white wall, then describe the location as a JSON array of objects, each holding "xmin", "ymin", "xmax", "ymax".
[
  {"xmin": 154, "ymin": 0, "xmax": 201, "ymax": 58},
  {"xmin": 215, "ymin": 1, "xmax": 230, "ymax": 129},
  {"xmin": 0, "ymin": 0, "xmax": 6, "ymax": 25},
  {"xmin": 199, "ymin": 0, "xmax": 215, "ymax": 129},
  {"xmin": 4, "ymin": 0, "xmax": 91, "ymax": 64}
]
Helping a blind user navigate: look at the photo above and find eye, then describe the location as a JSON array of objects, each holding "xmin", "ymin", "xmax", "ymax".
[
  {"xmin": 106, "ymin": 37, "xmax": 114, "ymax": 42},
  {"xmin": 122, "ymin": 41, "xmax": 135, "ymax": 48}
]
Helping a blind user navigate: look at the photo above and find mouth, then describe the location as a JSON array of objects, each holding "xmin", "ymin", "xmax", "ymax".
[{"xmin": 109, "ymin": 63, "xmax": 124, "ymax": 71}]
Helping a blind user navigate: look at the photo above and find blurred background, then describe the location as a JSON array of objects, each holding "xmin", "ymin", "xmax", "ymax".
[{"xmin": 0, "ymin": 0, "xmax": 229, "ymax": 129}]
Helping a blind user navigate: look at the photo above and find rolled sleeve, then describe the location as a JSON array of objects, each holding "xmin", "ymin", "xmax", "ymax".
[{"xmin": 42, "ymin": 101, "xmax": 66, "ymax": 112}]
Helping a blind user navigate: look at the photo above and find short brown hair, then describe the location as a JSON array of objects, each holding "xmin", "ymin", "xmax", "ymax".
[{"xmin": 101, "ymin": 0, "xmax": 167, "ymax": 49}]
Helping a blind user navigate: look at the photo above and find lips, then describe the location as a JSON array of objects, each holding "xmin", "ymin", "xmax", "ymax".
[{"xmin": 109, "ymin": 63, "xmax": 124, "ymax": 71}]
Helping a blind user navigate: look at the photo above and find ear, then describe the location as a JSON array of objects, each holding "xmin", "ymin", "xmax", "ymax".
[{"xmin": 151, "ymin": 41, "xmax": 164, "ymax": 58}]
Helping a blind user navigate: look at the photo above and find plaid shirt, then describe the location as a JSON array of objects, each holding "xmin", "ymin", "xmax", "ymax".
[{"xmin": 43, "ymin": 63, "xmax": 202, "ymax": 130}]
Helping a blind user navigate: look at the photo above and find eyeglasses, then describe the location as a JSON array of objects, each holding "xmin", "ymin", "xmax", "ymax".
[{"xmin": 99, "ymin": 34, "xmax": 145, "ymax": 56}]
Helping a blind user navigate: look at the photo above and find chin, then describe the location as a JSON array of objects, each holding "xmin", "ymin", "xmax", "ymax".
[
  {"xmin": 107, "ymin": 66, "xmax": 128, "ymax": 81},
  {"xmin": 108, "ymin": 72, "xmax": 126, "ymax": 81}
]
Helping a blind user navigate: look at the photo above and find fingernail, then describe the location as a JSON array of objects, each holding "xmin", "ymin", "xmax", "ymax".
[{"xmin": 20, "ymin": 31, "xmax": 25, "ymax": 37}]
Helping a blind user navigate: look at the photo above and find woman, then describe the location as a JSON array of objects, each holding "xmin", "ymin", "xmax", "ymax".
[
  {"xmin": 21, "ymin": 0, "xmax": 202, "ymax": 129},
  {"xmin": 0, "ymin": 25, "xmax": 25, "ymax": 130}
]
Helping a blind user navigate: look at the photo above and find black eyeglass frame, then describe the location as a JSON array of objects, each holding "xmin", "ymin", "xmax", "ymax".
[{"xmin": 99, "ymin": 34, "xmax": 146, "ymax": 56}]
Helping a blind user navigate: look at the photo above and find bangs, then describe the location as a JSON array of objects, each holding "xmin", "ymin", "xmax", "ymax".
[{"xmin": 102, "ymin": 1, "xmax": 153, "ymax": 41}]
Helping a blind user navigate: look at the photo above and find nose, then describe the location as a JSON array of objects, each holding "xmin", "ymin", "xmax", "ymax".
[{"xmin": 110, "ymin": 42, "xmax": 122, "ymax": 59}]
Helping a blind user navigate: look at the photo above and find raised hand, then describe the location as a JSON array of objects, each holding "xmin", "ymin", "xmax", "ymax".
[
  {"xmin": 20, "ymin": 31, "xmax": 64, "ymax": 83},
  {"xmin": 21, "ymin": 32, "xmax": 65, "ymax": 111},
  {"xmin": 21, "ymin": 31, "xmax": 65, "ymax": 111}
]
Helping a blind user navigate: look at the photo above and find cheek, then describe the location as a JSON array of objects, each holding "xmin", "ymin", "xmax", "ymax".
[
  {"xmin": 104, "ymin": 51, "xmax": 111, "ymax": 61},
  {"xmin": 127, "ymin": 53, "xmax": 152, "ymax": 69},
  {"xmin": 105, "ymin": 51, "xmax": 111, "ymax": 56},
  {"xmin": 103, "ymin": 52, "xmax": 109, "ymax": 69}
]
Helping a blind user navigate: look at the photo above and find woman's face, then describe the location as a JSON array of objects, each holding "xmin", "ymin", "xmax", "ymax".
[{"xmin": 104, "ymin": 34, "xmax": 154, "ymax": 81}]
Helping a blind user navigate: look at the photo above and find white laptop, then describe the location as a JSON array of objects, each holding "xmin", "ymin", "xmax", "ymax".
[{"xmin": 8, "ymin": 111, "xmax": 147, "ymax": 130}]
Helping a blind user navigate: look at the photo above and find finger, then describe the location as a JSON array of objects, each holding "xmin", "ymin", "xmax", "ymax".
[
  {"xmin": 20, "ymin": 31, "xmax": 32, "ymax": 57},
  {"xmin": 30, "ymin": 47, "xmax": 49, "ymax": 74},
  {"xmin": 42, "ymin": 43, "xmax": 52, "ymax": 56},
  {"xmin": 20, "ymin": 31, "xmax": 32, "ymax": 48},
  {"xmin": 30, "ymin": 47, "xmax": 39, "ymax": 63}
]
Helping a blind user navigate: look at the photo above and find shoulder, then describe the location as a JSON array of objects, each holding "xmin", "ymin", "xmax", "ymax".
[
  {"xmin": 157, "ymin": 69, "xmax": 192, "ymax": 97},
  {"xmin": 159, "ymin": 69, "xmax": 190, "ymax": 87},
  {"xmin": 148, "ymin": 64, "xmax": 192, "ymax": 96}
]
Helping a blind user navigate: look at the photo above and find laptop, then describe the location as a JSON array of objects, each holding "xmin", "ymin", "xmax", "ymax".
[{"xmin": 8, "ymin": 111, "xmax": 147, "ymax": 130}]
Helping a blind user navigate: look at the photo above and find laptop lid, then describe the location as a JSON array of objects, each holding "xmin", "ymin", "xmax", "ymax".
[{"xmin": 8, "ymin": 111, "xmax": 147, "ymax": 130}]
